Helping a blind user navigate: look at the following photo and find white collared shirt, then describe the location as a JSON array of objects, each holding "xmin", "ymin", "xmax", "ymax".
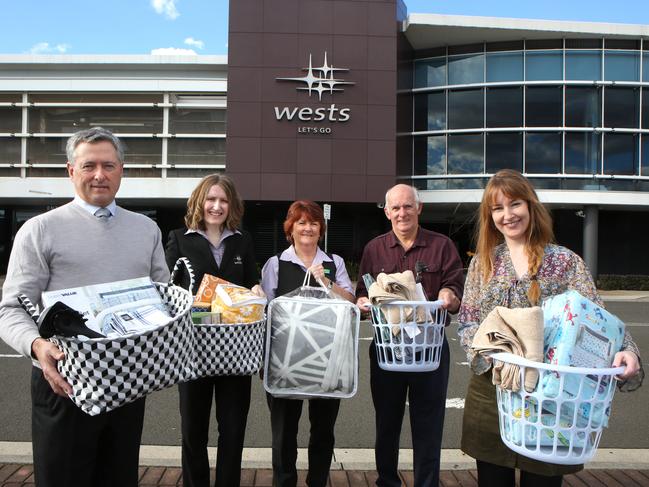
[
  {"xmin": 185, "ymin": 228, "xmax": 240, "ymax": 267},
  {"xmin": 73, "ymin": 195, "xmax": 117, "ymax": 218}
]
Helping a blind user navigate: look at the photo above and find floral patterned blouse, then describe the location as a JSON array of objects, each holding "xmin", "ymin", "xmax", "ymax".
[{"xmin": 458, "ymin": 243, "xmax": 643, "ymax": 390}]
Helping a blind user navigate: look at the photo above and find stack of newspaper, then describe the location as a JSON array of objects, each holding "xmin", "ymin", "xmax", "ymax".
[{"xmin": 42, "ymin": 277, "xmax": 172, "ymax": 338}]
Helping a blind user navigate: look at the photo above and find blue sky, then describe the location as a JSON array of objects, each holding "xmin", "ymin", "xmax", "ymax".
[{"xmin": 1, "ymin": 0, "xmax": 649, "ymax": 56}]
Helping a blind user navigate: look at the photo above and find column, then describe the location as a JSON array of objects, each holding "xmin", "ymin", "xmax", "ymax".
[{"xmin": 583, "ymin": 205, "xmax": 599, "ymax": 280}]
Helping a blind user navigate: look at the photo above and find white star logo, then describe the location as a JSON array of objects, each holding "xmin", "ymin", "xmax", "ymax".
[{"xmin": 277, "ymin": 52, "xmax": 354, "ymax": 101}]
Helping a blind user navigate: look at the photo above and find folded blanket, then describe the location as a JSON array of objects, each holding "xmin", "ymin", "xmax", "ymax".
[
  {"xmin": 368, "ymin": 270, "xmax": 426, "ymax": 336},
  {"xmin": 472, "ymin": 306, "xmax": 544, "ymax": 392}
]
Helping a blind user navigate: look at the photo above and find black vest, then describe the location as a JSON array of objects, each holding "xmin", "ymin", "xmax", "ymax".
[{"xmin": 275, "ymin": 255, "xmax": 337, "ymax": 297}]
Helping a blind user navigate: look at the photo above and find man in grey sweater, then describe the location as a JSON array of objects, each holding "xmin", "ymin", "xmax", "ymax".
[{"xmin": 0, "ymin": 127, "xmax": 170, "ymax": 487}]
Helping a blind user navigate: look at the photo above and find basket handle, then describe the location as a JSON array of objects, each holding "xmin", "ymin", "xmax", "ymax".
[
  {"xmin": 169, "ymin": 257, "xmax": 195, "ymax": 292},
  {"xmin": 301, "ymin": 269, "xmax": 327, "ymax": 290},
  {"xmin": 18, "ymin": 294, "xmax": 40, "ymax": 324},
  {"xmin": 490, "ymin": 352, "xmax": 626, "ymax": 376}
]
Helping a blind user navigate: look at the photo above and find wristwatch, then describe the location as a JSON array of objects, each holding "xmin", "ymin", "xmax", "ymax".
[{"xmin": 327, "ymin": 279, "xmax": 334, "ymax": 290}]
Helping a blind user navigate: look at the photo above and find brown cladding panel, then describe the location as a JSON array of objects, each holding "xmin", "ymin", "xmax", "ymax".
[
  {"xmin": 368, "ymin": 3, "xmax": 398, "ymax": 36},
  {"xmin": 296, "ymin": 174, "xmax": 332, "ymax": 201},
  {"xmin": 297, "ymin": 138, "xmax": 333, "ymax": 174},
  {"xmin": 367, "ymin": 70, "xmax": 396, "ymax": 106},
  {"xmin": 368, "ymin": 36, "xmax": 397, "ymax": 70},
  {"xmin": 227, "ymin": 68, "xmax": 262, "ymax": 103},
  {"xmin": 332, "ymin": 173, "xmax": 366, "ymax": 202},
  {"xmin": 228, "ymin": 33, "xmax": 263, "ymax": 67},
  {"xmin": 297, "ymin": 36, "xmax": 335, "ymax": 71},
  {"xmin": 298, "ymin": 1, "xmax": 334, "ymax": 35},
  {"xmin": 366, "ymin": 175, "xmax": 396, "ymax": 203},
  {"xmin": 262, "ymin": 33, "xmax": 300, "ymax": 67},
  {"xmin": 367, "ymin": 140, "xmax": 396, "ymax": 175},
  {"xmin": 261, "ymin": 138, "xmax": 297, "ymax": 173},
  {"xmin": 227, "ymin": 101, "xmax": 262, "ymax": 138},
  {"xmin": 261, "ymin": 67, "xmax": 300, "ymax": 103},
  {"xmin": 263, "ymin": 0, "xmax": 299, "ymax": 33},
  {"xmin": 333, "ymin": 2, "xmax": 368, "ymax": 36},
  {"xmin": 261, "ymin": 173, "xmax": 297, "ymax": 200},
  {"xmin": 226, "ymin": 137, "xmax": 261, "ymax": 173},
  {"xmin": 229, "ymin": 0, "xmax": 263, "ymax": 33},
  {"xmin": 332, "ymin": 35, "xmax": 368, "ymax": 70},
  {"xmin": 228, "ymin": 172, "xmax": 261, "ymax": 200},
  {"xmin": 332, "ymin": 139, "xmax": 367, "ymax": 175},
  {"xmin": 367, "ymin": 105, "xmax": 396, "ymax": 140}
]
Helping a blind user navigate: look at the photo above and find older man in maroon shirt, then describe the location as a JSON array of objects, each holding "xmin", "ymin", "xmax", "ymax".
[{"xmin": 356, "ymin": 184, "xmax": 464, "ymax": 487}]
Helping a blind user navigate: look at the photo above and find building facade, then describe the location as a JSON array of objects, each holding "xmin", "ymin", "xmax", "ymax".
[{"xmin": 1, "ymin": 3, "xmax": 648, "ymax": 277}]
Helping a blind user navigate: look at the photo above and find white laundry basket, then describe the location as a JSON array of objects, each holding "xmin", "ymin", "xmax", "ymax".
[
  {"xmin": 370, "ymin": 300, "xmax": 446, "ymax": 372},
  {"xmin": 491, "ymin": 352, "xmax": 624, "ymax": 465}
]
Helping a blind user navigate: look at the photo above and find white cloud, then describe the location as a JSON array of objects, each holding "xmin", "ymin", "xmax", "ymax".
[
  {"xmin": 151, "ymin": 0, "xmax": 179, "ymax": 20},
  {"xmin": 150, "ymin": 47, "xmax": 197, "ymax": 55},
  {"xmin": 184, "ymin": 37, "xmax": 204, "ymax": 49},
  {"xmin": 29, "ymin": 42, "xmax": 70, "ymax": 54}
]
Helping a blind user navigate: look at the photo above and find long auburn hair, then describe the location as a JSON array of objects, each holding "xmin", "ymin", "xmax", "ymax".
[
  {"xmin": 184, "ymin": 174, "xmax": 244, "ymax": 231},
  {"xmin": 475, "ymin": 169, "xmax": 554, "ymax": 305}
]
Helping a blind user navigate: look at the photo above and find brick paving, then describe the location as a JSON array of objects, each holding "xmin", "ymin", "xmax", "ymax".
[{"xmin": 2, "ymin": 465, "xmax": 649, "ymax": 487}]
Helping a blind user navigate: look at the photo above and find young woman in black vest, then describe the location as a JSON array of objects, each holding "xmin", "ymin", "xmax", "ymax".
[
  {"xmin": 260, "ymin": 200, "xmax": 355, "ymax": 487},
  {"xmin": 166, "ymin": 174, "xmax": 260, "ymax": 487}
]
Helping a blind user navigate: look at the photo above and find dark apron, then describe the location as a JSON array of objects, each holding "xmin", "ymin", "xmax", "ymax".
[{"xmin": 461, "ymin": 370, "xmax": 583, "ymax": 476}]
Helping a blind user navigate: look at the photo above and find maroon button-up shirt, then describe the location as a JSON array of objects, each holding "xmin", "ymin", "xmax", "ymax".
[{"xmin": 355, "ymin": 227, "xmax": 464, "ymax": 304}]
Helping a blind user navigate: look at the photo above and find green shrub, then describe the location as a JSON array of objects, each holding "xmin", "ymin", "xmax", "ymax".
[{"xmin": 597, "ymin": 275, "xmax": 649, "ymax": 291}]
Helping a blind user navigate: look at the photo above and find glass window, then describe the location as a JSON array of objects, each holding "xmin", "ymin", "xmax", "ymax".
[
  {"xmin": 486, "ymin": 52, "xmax": 523, "ymax": 82},
  {"xmin": 166, "ymin": 168, "xmax": 220, "ymax": 178},
  {"xmin": 447, "ymin": 133, "xmax": 483, "ymax": 174},
  {"xmin": 486, "ymin": 87, "xmax": 522, "ymax": 128},
  {"xmin": 413, "ymin": 135, "xmax": 445, "ymax": 175},
  {"xmin": 414, "ymin": 92, "xmax": 446, "ymax": 132},
  {"xmin": 565, "ymin": 51, "xmax": 602, "ymax": 80},
  {"xmin": 642, "ymin": 136, "xmax": 649, "ymax": 176},
  {"xmin": 448, "ymin": 89, "xmax": 483, "ymax": 129},
  {"xmin": 448, "ymin": 54, "xmax": 484, "ymax": 85},
  {"xmin": 525, "ymin": 51, "xmax": 562, "ymax": 81},
  {"xmin": 29, "ymin": 107, "xmax": 163, "ymax": 134},
  {"xmin": 0, "ymin": 94, "xmax": 21, "ymax": 102},
  {"xmin": 525, "ymin": 132, "xmax": 562, "ymax": 173},
  {"xmin": 604, "ymin": 87, "xmax": 639, "ymax": 128},
  {"xmin": 0, "ymin": 137, "xmax": 20, "ymax": 164},
  {"xmin": 169, "ymin": 108, "xmax": 226, "ymax": 134},
  {"xmin": 604, "ymin": 51, "xmax": 640, "ymax": 81},
  {"xmin": 414, "ymin": 57, "xmax": 446, "ymax": 88},
  {"xmin": 0, "ymin": 108, "xmax": 21, "ymax": 132},
  {"xmin": 644, "ymin": 53, "xmax": 649, "ymax": 82},
  {"xmin": 603, "ymin": 133, "xmax": 637, "ymax": 175},
  {"xmin": 485, "ymin": 132, "xmax": 522, "ymax": 173},
  {"xmin": 121, "ymin": 138, "xmax": 162, "ymax": 165},
  {"xmin": 167, "ymin": 138, "xmax": 226, "ymax": 165},
  {"xmin": 526, "ymin": 86, "xmax": 562, "ymax": 126},
  {"xmin": 27, "ymin": 137, "xmax": 67, "ymax": 165},
  {"xmin": 565, "ymin": 132, "xmax": 601, "ymax": 174},
  {"xmin": 643, "ymin": 88, "xmax": 649, "ymax": 129},
  {"xmin": 29, "ymin": 94, "xmax": 161, "ymax": 103},
  {"xmin": 566, "ymin": 87, "xmax": 601, "ymax": 127}
]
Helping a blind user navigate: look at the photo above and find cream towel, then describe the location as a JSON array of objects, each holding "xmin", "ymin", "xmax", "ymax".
[
  {"xmin": 368, "ymin": 271, "xmax": 424, "ymax": 335},
  {"xmin": 471, "ymin": 306, "xmax": 544, "ymax": 392}
]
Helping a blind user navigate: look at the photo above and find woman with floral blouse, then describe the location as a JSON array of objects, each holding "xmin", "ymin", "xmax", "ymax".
[{"xmin": 457, "ymin": 169, "xmax": 643, "ymax": 487}]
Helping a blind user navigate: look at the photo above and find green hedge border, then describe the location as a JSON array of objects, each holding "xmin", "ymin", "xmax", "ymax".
[{"xmin": 597, "ymin": 275, "xmax": 649, "ymax": 291}]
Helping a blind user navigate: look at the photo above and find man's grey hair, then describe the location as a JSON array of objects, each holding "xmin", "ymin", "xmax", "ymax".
[
  {"xmin": 385, "ymin": 184, "xmax": 420, "ymax": 207},
  {"xmin": 66, "ymin": 127, "xmax": 125, "ymax": 164}
]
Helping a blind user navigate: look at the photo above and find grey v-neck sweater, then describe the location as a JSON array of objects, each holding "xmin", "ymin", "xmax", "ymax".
[{"xmin": 0, "ymin": 202, "xmax": 170, "ymax": 357}]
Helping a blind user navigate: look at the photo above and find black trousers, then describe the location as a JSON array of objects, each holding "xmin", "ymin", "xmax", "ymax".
[
  {"xmin": 369, "ymin": 338, "xmax": 450, "ymax": 487},
  {"xmin": 476, "ymin": 460, "xmax": 564, "ymax": 487},
  {"xmin": 266, "ymin": 393, "xmax": 340, "ymax": 487},
  {"xmin": 179, "ymin": 374, "xmax": 252, "ymax": 487},
  {"xmin": 31, "ymin": 366, "xmax": 145, "ymax": 487}
]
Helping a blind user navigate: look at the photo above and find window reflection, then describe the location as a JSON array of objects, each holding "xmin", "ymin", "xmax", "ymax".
[
  {"xmin": 643, "ymin": 88, "xmax": 649, "ymax": 130},
  {"xmin": 566, "ymin": 87, "xmax": 601, "ymax": 127},
  {"xmin": 0, "ymin": 108, "xmax": 21, "ymax": 132},
  {"xmin": 525, "ymin": 133, "xmax": 562, "ymax": 173},
  {"xmin": 486, "ymin": 87, "xmax": 522, "ymax": 128},
  {"xmin": 604, "ymin": 87, "xmax": 638, "ymax": 129},
  {"xmin": 526, "ymin": 51, "xmax": 563, "ymax": 81},
  {"xmin": 604, "ymin": 133, "xmax": 637, "ymax": 175},
  {"xmin": 485, "ymin": 132, "xmax": 522, "ymax": 172},
  {"xmin": 0, "ymin": 138, "xmax": 20, "ymax": 164},
  {"xmin": 168, "ymin": 138, "xmax": 225, "ymax": 165},
  {"xmin": 526, "ymin": 86, "xmax": 562, "ymax": 126},
  {"xmin": 169, "ymin": 109, "xmax": 226, "ymax": 134},
  {"xmin": 486, "ymin": 52, "xmax": 523, "ymax": 82},
  {"xmin": 565, "ymin": 50, "xmax": 601, "ymax": 80},
  {"xmin": 448, "ymin": 133, "xmax": 483, "ymax": 174},
  {"xmin": 565, "ymin": 132, "xmax": 600, "ymax": 174},
  {"xmin": 448, "ymin": 54, "xmax": 484, "ymax": 85},
  {"xmin": 414, "ymin": 92, "xmax": 445, "ymax": 131},
  {"xmin": 642, "ymin": 136, "xmax": 649, "ymax": 176},
  {"xmin": 29, "ymin": 107, "xmax": 163, "ymax": 134},
  {"xmin": 604, "ymin": 51, "xmax": 640, "ymax": 81},
  {"xmin": 414, "ymin": 135, "xmax": 445, "ymax": 175},
  {"xmin": 414, "ymin": 57, "xmax": 446, "ymax": 88},
  {"xmin": 448, "ymin": 89, "xmax": 483, "ymax": 129}
]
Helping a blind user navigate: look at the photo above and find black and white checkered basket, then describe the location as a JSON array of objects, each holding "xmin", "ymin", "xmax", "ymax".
[
  {"xmin": 192, "ymin": 320, "xmax": 265, "ymax": 378},
  {"xmin": 18, "ymin": 258, "xmax": 196, "ymax": 416}
]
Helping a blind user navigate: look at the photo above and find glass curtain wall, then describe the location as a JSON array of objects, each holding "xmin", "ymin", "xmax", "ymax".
[{"xmin": 410, "ymin": 38, "xmax": 647, "ymax": 190}]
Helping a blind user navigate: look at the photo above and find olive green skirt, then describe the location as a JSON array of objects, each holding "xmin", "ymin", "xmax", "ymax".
[{"xmin": 461, "ymin": 370, "xmax": 583, "ymax": 477}]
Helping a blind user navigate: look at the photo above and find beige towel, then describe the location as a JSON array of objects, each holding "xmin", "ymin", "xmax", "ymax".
[
  {"xmin": 471, "ymin": 306, "xmax": 544, "ymax": 392},
  {"xmin": 368, "ymin": 271, "xmax": 424, "ymax": 335}
]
